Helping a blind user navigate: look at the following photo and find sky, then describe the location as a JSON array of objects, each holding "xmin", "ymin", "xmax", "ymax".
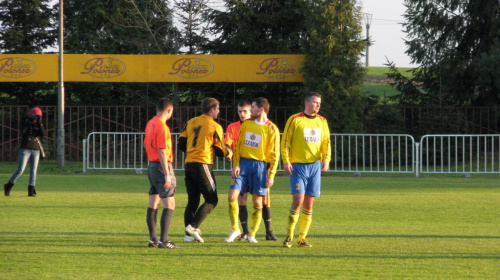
[{"xmin": 360, "ymin": 0, "xmax": 415, "ymax": 67}]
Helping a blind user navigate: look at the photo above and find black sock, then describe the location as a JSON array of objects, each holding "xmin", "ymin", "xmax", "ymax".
[
  {"xmin": 192, "ymin": 202, "xmax": 214, "ymax": 228},
  {"xmin": 262, "ymin": 204, "xmax": 272, "ymax": 233},
  {"xmin": 239, "ymin": 205, "xmax": 249, "ymax": 234},
  {"xmin": 146, "ymin": 208, "xmax": 158, "ymax": 242},
  {"xmin": 160, "ymin": 208, "xmax": 174, "ymax": 243}
]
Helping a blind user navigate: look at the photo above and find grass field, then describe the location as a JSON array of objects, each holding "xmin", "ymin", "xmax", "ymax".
[
  {"xmin": 362, "ymin": 66, "xmax": 414, "ymax": 99},
  {"xmin": 1, "ymin": 163, "xmax": 499, "ymax": 279},
  {"xmin": 364, "ymin": 66, "xmax": 413, "ymax": 78},
  {"xmin": 362, "ymin": 82, "xmax": 400, "ymax": 99}
]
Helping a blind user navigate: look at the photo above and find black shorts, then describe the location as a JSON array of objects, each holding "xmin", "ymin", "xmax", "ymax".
[
  {"xmin": 184, "ymin": 163, "xmax": 218, "ymax": 203},
  {"xmin": 148, "ymin": 162, "xmax": 176, "ymax": 198}
]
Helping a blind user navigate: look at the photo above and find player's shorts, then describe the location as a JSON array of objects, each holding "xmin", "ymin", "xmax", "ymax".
[
  {"xmin": 290, "ymin": 161, "xmax": 321, "ymax": 197},
  {"xmin": 184, "ymin": 162, "xmax": 219, "ymax": 206},
  {"xmin": 230, "ymin": 157, "xmax": 267, "ymax": 196},
  {"xmin": 148, "ymin": 162, "xmax": 176, "ymax": 198}
]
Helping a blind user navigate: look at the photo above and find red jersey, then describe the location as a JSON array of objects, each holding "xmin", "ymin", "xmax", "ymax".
[
  {"xmin": 144, "ymin": 116, "xmax": 173, "ymax": 162},
  {"xmin": 224, "ymin": 121, "xmax": 242, "ymax": 151}
]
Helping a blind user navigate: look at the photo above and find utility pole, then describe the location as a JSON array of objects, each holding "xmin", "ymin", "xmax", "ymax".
[
  {"xmin": 363, "ymin": 13, "xmax": 372, "ymax": 67},
  {"xmin": 57, "ymin": 0, "xmax": 65, "ymax": 168}
]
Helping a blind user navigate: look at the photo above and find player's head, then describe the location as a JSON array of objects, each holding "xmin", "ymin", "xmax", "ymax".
[
  {"xmin": 251, "ymin": 97, "xmax": 270, "ymax": 118},
  {"xmin": 202, "ymin": 97, "xmax": 220, "ymax": 119},
  {"xmin": 304, "ymin": 92, "xmax": 322, "ymax": 115},
  {"xmin": 157, "ymin": 97, "xmax": 174, "ymax": 120},
  {"xmin": 237, "ymin": 100, "xmax": 251, "ymax": 122}
]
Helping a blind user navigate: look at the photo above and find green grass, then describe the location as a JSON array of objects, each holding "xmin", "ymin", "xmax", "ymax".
[
  {"xmin": 364, "ymin": 66, "xmax": 413, "ymax": 78},
  {"xmin": 1, "ymin": 163, "xmax": 499, "ymax": 279},
  {"xmin": 362, "ymin": 82, "xmax": 400, "ymax": 99},
  {"xmin": 362, "ymin": 66, "xmax": 415, "ymax": 100}
]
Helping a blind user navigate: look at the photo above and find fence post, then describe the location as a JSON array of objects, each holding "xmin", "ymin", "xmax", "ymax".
[
  {"xmin": 415, "ymin": 142, "xmax": 420, "ymax": 178},
  {"xmin": 82, "ymin": 139, "xmax": 86, "ymax": 173}
]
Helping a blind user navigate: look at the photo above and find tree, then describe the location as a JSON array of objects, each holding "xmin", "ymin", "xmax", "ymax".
[
  {"xmin": 201, "ymin": 0, "xmax": 310, "ymax": 110},
  {"xmin": 0, "ymin": 0, "xmax": 56, "ymax": 53},
  {"xmin": 0, "ymin": 0, "xmax": 57, "ymax": 105},
  {"xmin": 63, "ymin": 0, "xmax": 180, "ymax": 55},
  {"xmin": 174, "ymin": 0, "xmax": 211, "ymax": 54},
  {"xmin": 391, "ymin": 0, "xmax": 500, "ymax": 106},
  {"xmin": 302, "ymin": 0, "xmax": 367, "ymax": 132},
  {"xmin": 62, "ymin": 0, "xmax": 181, "ymax": 106}
]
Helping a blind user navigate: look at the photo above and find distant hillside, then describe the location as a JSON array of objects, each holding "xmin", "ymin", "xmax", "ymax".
[{"xmin": 364, "ymin": 66, "xmax": 413, "ymax": 84}]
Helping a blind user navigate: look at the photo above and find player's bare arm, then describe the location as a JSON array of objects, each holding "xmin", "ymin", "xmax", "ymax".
[{"xmin": 158, "ymin": 148, "xmax": 171, "ymax": 189}]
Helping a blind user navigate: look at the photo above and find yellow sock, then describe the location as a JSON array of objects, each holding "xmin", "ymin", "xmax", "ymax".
[
  {"xmin": 249, "ymin": 207, "xmax": 262, "ymax": 236},
  {"xmin": 228, "ymin": 200, "xmax": 239, "ymax": 231},
  {"xmin": 286, "ymin": 209, "xmax": 300, "ymax": 240},
  {"xmin": 298, "ymin": 209, "xmax": 313, "ymax": 242}
]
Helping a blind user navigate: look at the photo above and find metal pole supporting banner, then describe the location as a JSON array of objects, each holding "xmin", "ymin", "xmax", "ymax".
[{"xmin": 57, "ymin": 0, "xmax": 65, "ymax": 168}]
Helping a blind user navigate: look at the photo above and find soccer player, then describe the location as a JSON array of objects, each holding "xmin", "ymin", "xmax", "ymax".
[
  {"xmin": 224, "ymin": 100, "xmax": 278, "ymax": 242},
  {"xmin": 178, "ymin": 97, "xmax": 232, "ymax": 243},
  {"xmin": 281, "ymin": 92, "xmax": 331, "ymax": 248},
  {"xmin": 225, "ymin": 97, "xmax": 280, "ymax": 243},
  {"xmin": 143, "ymin": 97, "xmax": 178, "ymax": 249}
]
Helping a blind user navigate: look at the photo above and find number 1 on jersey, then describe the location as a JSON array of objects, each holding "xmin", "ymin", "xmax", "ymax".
[{"xmin": 192, "ymin": 126, "xmax": 202, "ymax": 147}]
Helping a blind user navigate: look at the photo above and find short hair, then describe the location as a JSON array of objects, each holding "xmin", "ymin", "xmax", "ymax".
[
  {"xmin": 305, "ymin": 92, "xmax": 322, "ymax": 102},
  {"xmin": 237, "ymin": 100, "xmax": 251, "ymax": 108},
  {"xmin": 201, "ymin": 97, "xmax": 219, "ymax": 114},
  {"xmin": 252, "ymin": 97, "xmax": 270, "ymax": 114},
  {"xmin": 157, "ymin": 97, "xmax": 173, "ymax": 112}
]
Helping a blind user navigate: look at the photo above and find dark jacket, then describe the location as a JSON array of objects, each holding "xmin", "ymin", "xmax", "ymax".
[{"xmin": 19, "ymin": 117, "xmax": 45, "ymax": 150}]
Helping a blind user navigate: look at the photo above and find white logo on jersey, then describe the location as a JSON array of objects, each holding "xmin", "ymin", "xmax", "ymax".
[
  {"xmin": 304, "ymin": 128, "xmax": 321, "ymax": 143},
  {"xmin": 244, "ymin": 132, "xmax": 262, "ymax": 148}
]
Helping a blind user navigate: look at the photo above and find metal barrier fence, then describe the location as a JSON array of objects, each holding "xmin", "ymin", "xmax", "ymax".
[
  {"xmin": 332, "ymin": 134, "xmax": 415, "ymax": 173},
  {"xmin": 83, "ymin": 132, "xmax": 500, "ymax": 176},
  {"xmin": 418, "ymin": 134, "xmax": 500, "ymax": 175},
  {"xmin": 83, "ymin": 132, "xmax": 415, "ymax": 174}
]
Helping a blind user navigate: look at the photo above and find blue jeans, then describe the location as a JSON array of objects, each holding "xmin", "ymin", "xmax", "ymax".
[{"xmin": 9, "ymin": 149, "xmax": 40, "ymax": 186}]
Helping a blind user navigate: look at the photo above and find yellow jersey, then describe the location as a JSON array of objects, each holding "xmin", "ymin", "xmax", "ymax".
[
  {"xmin": 233, "ymin": 119, "xmax": 280, "ymax": 178},
  {"xmin": 178, "ymin": 115, "xmax": 229, "ymax": 164},
  {"xmin": 281, "ymin": 112, "xmax": 331, "ymax": 164}
]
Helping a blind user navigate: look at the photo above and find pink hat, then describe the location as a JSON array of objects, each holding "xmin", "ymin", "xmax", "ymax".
[{"xmin": 29, "ymin": 107, "xmax": 43, "ymax": 117}]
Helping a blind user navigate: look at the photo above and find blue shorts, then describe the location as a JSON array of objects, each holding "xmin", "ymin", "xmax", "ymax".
[
  {"xmin": 290, "ymin": 161, "xmax": 321, "ymax": 197},
  {"xmin": 230, "ymin": 157, "xmax": 267, "ymax": 196}
]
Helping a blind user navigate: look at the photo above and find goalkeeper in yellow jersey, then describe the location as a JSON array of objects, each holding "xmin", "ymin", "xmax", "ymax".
[
  {"xmin": 178, "ymin": 97, "xmax": 232, "ymax": 243},
  {"xmin": 225, "ymin": 97, "xmax": 280, "ymax": 243},
  {"xmin": 281, "ymin": 92, "xmax": 331, "ymax": 248}
]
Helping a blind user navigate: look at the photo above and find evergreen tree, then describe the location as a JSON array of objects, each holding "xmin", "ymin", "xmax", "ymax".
[
  {"xmin": 0, "ymin": 0, "xmax": 57, "ymax": 105},
  {"xmin": 0, "ymin": 0, "xmax": 56, "ymax": 53},
  {"xmin": 203, "ymin": 0, "xmax": 310, "ymax": 110},
  {"xmin": 174, "ymin": 0, "xmax": 211, "ymax": 54},
  {"xmin": 302, "ymin": 0, "xmax": 367, "ymax": 132},
  {"xmin": 390, "ymin": 0, "xmax": 500, "ymax": 106},
  {"xmin": 62, "ymin": 0, "xmax": 181, "ymax": 106}
]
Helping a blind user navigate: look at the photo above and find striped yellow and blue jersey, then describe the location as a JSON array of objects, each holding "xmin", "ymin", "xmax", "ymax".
[
  {"xmin": 281, "ymin": 112, "xmax": 331, "ymax": 164},
  {"xmin": 233, "ymin": 119, "xmax": 280, "ymax": 178}
]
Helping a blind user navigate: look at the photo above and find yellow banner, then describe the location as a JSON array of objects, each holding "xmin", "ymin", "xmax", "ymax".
[
  {"xmin": 0, "ymin": 54, "xmax": 304, "ymax": 83},
  {"xmin": 0, "ymin": 54, "xmax": 58, "ymax": 82}
]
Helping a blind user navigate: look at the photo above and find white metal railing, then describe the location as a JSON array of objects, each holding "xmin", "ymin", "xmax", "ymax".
[
  {"xmin": 84, "ymin": 132, "xmax": 416, "ymax": 174},
  {"xmin": 83, "ymin": 132, "xmax": 146, "ymax": 172},
  {"xmin": 332, "ymin": 134, "xmax": 415, "ymax": 173},
  {"xmin": 83, "ymin": 132, "xmax": 232, "ymax": 172},
  {"xmin": 419, "ymin": 134, "xmax": 500, "ymax": 175},
  {"xmin": 83, "ymin": 132, "xmax": 500, "ymax": 176}
]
